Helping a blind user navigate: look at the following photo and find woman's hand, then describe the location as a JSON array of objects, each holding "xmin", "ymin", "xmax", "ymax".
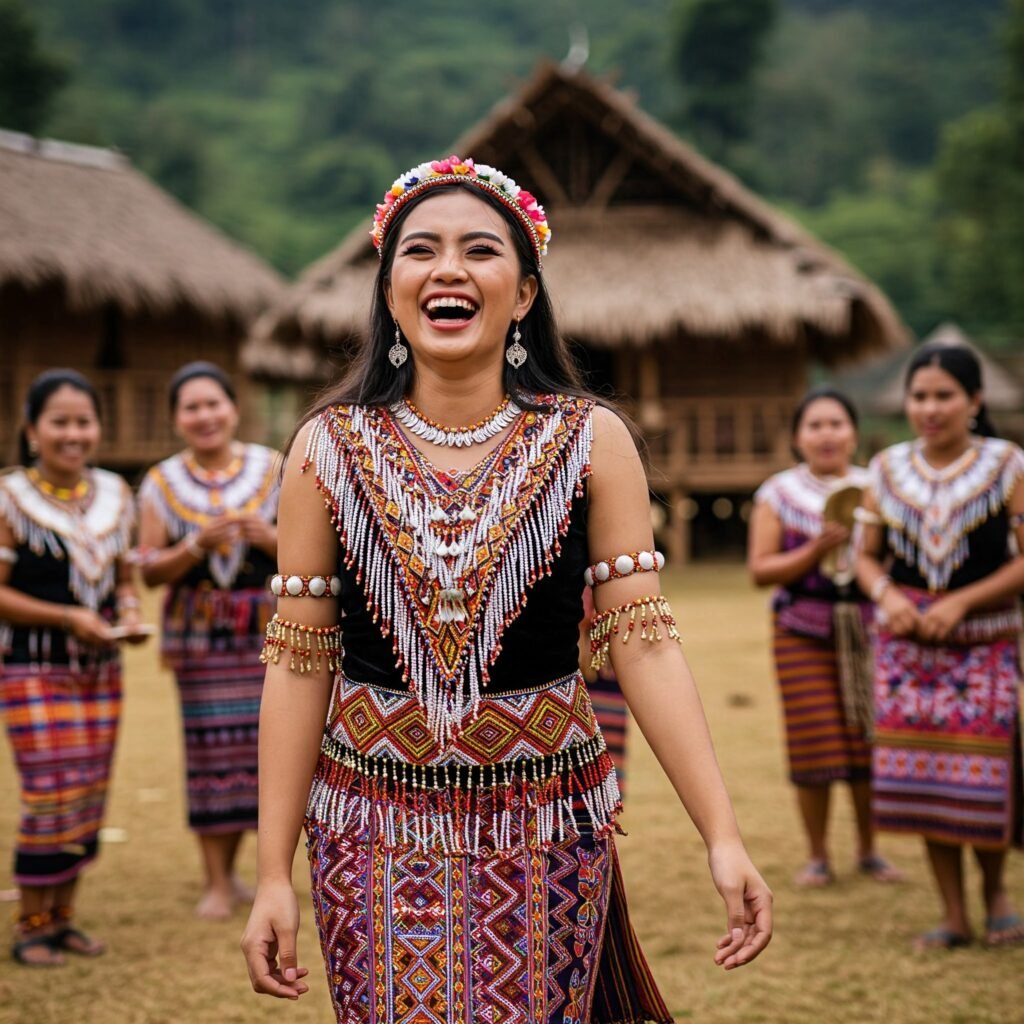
[
  {"xmin": 115, "ymin": 606, "xmax": 151, "ymax": 645},
  {"xmin": 917, "ymin": 593, "xmax": 969, "ymax": 643},
  {"xmin": 237, "ymin": 514, "xmax": 277, "ymax": 553},
  {"xmin": 708, "ymin": 842, "xmax": 773, "ymax": 970},
  {"xmin": 878, "ymin": 588, "xmax": 920, "ymax": 637},
  {"xmin": 64, "ymin": 607, "xmax": 116, "ymax": 647},
  {"xmin": 241, "ymin": 881, "xmax": 310, "ymax": 1000},
  {"xmin": 195, "ymin": 515, "xmax": 242, "ymax": 552},
  {"xmin": 813, "ymin": 522, "xmax": 850, "ymax": 556}
]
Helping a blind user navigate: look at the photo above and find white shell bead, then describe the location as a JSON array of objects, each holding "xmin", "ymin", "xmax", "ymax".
[
  {"xmin": 655, "ymin": 551, "xmax": 666, "ymax": 569},
  {"xmin": 584, "ymin": 567, "xmax": 595, "ymax": 586},
  {"xmin": 637, "ymin": 550, "xmax": 655, "ymax": 570},
  {"xmin": 270, "ymin": 575, "xmax": 283, "ymax": 595},
  {"xmin": 330, "ymin": 576, "xmax": 342, "ymax": 596},
  {"xmin": 595, "ymin": 561, "xmax": 611, "ymax": 582},
  {"xmin": 614, "ymin": 555, "xmax": 635, "ymax": 576},
  {"xmin": 308, "ymin": 576, "xmax": 327, "ymax": 596},
  {"xmin": 286, "ymin": 574, "xmax": 304, "ymax": 596}
]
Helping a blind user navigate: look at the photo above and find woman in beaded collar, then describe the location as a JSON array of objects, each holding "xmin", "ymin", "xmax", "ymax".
[
  {"xmin": 241, "ymin": 158, "xmax": 773, "ymax": 1018},
  {"xmin": 138, "ymin": 362, "xmax": 279, "ymax": 921}
]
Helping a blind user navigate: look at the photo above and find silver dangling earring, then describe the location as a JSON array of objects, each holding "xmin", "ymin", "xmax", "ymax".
[
  {"xmin": 389, "ymin": 322, "xmax": 408, "ymax": 368},
  {"xmin": 969, "ymin": 415, "xmax": 978, "ymax": 431},
  {"xmin": 506, "ymin": 317, "xmax": 527, "ymax": 369},
  {"xmin": 28, "ymin": 439, "xmax": 39, "ymax": 456}
]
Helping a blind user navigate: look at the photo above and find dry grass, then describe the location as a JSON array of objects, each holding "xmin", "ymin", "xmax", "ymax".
[{"xmin": 1, "ymin": 566, "xmax": 1021, "ymax": 1024}]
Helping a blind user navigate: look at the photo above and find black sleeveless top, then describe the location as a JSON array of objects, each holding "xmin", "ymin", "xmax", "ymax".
[{"xmin": 338, "ymin": 491, "xmax": 588, "ymax": 692}]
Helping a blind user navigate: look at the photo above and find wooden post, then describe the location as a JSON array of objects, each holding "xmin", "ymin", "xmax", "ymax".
[
  {"xmin": 667, "ymin": 487, "xmax": 691, "ymax": 566},
  {"xmin": 638, "ymin": 347, "xmax": 663, "ymax": 430}
]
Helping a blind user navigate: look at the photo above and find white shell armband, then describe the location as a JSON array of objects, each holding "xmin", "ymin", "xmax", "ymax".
[
  {"xmin": 270, "ymin": 573, "xmax": 342, "ymax": 598},
  {"xmin": 584, "ymin": 550, "xmax": 664, "ymax": 587},
  {"xmin": 0, "ymin": 546, "xmax": 18, "ymax": 564}
]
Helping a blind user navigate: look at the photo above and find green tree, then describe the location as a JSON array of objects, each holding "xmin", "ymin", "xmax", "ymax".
[
  {"xmin": 671, "ymin": 0, "xmax": 778, "ymax": 155},
  {"xmin": 0, "ymin": 0, "xmax": 69, "ymax": 133}
]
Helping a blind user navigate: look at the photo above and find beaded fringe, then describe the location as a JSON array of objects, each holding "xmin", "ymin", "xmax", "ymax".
[
  {"xmin": 305, "ymin": 402, "xmax": 593, "ymax": 746},
  {"xmin": 260, "ymin": 614, "xmax": 343, "ymax": 674},
  {"xmin": 306, "ymin": 735, "xmax": 622, "ymax": 856},
  {"xmin": 589, "ymin": 596, "xmax": 682, "ymax": 672}
]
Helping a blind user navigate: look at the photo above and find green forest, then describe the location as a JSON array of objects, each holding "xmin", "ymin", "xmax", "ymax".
[{"xmin": 5, "ymin": 0, "xmax": 1024, "ymax": 346}]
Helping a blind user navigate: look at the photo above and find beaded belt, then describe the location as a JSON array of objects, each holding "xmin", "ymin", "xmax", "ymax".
[{"xmin": 306, "ymin": 671, "xmax": 622, "ymax": 855}]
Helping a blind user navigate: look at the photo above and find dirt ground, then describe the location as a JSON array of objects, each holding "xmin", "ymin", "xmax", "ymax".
[{"xmin": 1, "ymin": 565, "xmax": 1021, "ymax": 1024}]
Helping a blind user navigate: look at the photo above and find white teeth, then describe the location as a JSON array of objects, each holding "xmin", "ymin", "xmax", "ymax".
[{"xmin": 425, "ymin": 296, "xmax": 477, "ymax": 312}]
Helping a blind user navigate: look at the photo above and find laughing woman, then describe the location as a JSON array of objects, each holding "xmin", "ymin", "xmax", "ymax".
[
  {"xmin": 0, "ymin": 370, "xmax": 139, "ymax": 966},
  {"xmin": 241, "ymin": 156, "xmax": 772, "ymax": 1022},
  {"xmin": 138, "ymin": 363, "xmax": 279, "ymax": 920},
  {"xmin": 857, "ymin": 342, "xmax": 1024, "ymax": 950}
]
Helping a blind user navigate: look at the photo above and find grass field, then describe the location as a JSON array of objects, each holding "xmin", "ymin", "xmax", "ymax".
[{"xmin": 1, "ymin": 565, "xmax": 1021, "ymax": 1024}]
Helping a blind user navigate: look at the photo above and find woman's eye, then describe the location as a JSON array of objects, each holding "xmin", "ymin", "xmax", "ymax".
[
  {"xmin": 400, "ymin": 244, "xmax": 433, "ymax": 256},
  {"xmin": 468, "ymin": 245, "xmax": 500, "ymax": 256}
]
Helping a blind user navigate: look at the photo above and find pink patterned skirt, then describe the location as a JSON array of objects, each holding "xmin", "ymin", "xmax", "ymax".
[
  {"xmin": 304, "ymin": 672, "xmax": 670, "ymax": 1024},
  {"xmin": 873, "ymin": 595, "xmax": 1022, "ymax": 849}
]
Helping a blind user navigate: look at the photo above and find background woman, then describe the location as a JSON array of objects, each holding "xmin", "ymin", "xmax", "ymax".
[
  {"xmin": 0, "ymin": 370, "xmax": 141, "ymax": 966},
  {"xmin": 857, "ymin": 343, "xmax": 1024, "ymax": 949},
  {"xmin": 240, "ymin": 156, "xmax": 771, "ymax": 1020},
  {"xmin": 749, "ymin": 388, "xmax": 900, "ymax": 887},
  {"xmin": 138, "ymin": 362, "xmax": 278, "ymax": 920}
]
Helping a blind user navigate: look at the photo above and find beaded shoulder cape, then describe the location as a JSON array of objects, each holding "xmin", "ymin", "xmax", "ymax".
[
  {"xmin": 0, "ymin": 466, "xmax": 134, "ymax": 610},
  {"xmin": 755, "ymin": 464, "xmax": 868, "ymax": 538},
  {"xmin": 869, "ymin": 437, "xmax": 1024, "ymax": 592},
  {"xmin": 305, "ymin": 394, "xmax": 594, "ymax": 743},
  {"xmin": 139, "ymin": 443, "xmax": 279, "ymax": 589}
]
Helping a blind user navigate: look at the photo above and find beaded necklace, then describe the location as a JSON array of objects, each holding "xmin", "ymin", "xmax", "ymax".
[
  {"xmin": 26, "ymin": 467, "xmax": 91, "ymax": 504},
  {"xmin": 390, "ymin": 397, "xmax": 520, "ymax": 448}
]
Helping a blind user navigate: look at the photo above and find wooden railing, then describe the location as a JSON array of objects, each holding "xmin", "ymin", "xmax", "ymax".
[{"xmin": 634, "ymin": 395, "xmax": 794, "ymax": 489}]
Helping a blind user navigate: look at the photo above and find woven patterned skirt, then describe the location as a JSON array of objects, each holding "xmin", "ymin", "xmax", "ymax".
[
  {"xmin": 304, "ymin": 672, "xmax": 670, "ymax": 1024},
  {"xmin": 772, "ymin": 616, "xmax": 871, "ymax": 786},
  {"xmin": 873, "ymin": 629, "xmax": 1022, "ymax": 849},
  {"xmin": 589, "ymin": 668, "xmax": 629, "ymax": 800},
  {"xmin": 0, "ymin": 660, "xmax": 121, "ymax": 885}
]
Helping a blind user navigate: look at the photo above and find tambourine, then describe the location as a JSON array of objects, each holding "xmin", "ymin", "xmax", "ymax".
[{"xmin": 820, "ymin": 483, "xmax": 863, "ymax": 584}]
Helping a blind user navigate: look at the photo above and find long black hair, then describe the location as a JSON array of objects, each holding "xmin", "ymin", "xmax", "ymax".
[
  {"xmin": 18, "ymin": 369, "xmax": 101, "ymax": 465},
  {"xmin": 291, "ymin": 179, "xmax": 622, "ymax": 450},
  {"xmin": 904, "ymin": 342, "xmax": 997, "ymax": 438}
]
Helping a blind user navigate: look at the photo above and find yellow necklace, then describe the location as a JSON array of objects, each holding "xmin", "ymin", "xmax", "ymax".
[{"xmin": 27, "ymin": 467, "xmax": 90, "ymax": 502}]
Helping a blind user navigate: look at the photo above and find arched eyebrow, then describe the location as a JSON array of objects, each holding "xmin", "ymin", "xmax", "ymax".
[{"xmin": 399, "ymin": 230, "xmax": 506, "ymax": 246}]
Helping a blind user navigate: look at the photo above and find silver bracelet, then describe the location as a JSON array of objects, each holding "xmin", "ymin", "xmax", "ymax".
[{"xmin": 870, "ymin": 574, "xmax": 893, "ymax": 603}]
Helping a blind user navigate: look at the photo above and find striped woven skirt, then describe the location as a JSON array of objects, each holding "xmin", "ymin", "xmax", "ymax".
[
  {"xmin": 772, "ymin": 616, "xmax": 871, "ymax": 786},
  {"xmin": 304, "ymin": 672, "xmax": 670, "ymax": 1024},
  {"xmin": 873, "ymin": 628, "xmax": 1022, "ymax": 849},
  {"xmin": 0, "ymin": 660, "xmax": 121, "ymax": 885},
  {"xmin": 589, "ymin": 668, "xmax": 629, "ymax": 799}
]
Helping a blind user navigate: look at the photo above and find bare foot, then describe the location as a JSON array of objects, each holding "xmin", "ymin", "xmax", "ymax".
[
  {"xmin": 857, "ymin": 853, "xmax": 905, "ymax": 883},
  {"xmin": 195, "ymin": 886, "xmax": 235, "ymax": 921},
  {"xmin": 231, "ymin": 876, "xmax": 255, "ymax": 904},
  {"xmin": 794, "ymin": 859, "xmax": 833, "ymax": 888}
]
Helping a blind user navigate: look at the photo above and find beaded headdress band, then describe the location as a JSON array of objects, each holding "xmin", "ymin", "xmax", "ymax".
[{"xmin": 371, "ymin": 155, "xmax": 551, "ymax": 265}]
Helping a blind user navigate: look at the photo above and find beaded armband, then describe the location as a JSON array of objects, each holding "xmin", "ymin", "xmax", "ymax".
[
  {"xmin": 270, "ymin": 573, "xmax": 342, "ymax": 598},
  {"xmin": 1010, "ymin": 512, "xmax": 1024, "ymax": 529},
  {"xmin": 589, "ymin": 595, "xmax": 682, "ymax": 671},
  {"xmin": 260, "ymin": 614, "xmax": 342, "ymax": 674},
  {"xmin": 584, "ymin": 550, "xmax": 665, "ymax": 587},
  {"xmin": 0, "ymin": 546, "xmax": 17, "ymax": 565}
]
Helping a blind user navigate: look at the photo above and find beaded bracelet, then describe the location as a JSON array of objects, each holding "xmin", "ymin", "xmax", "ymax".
[
  {"xmin": 589, "ymin": 595, "xmax": 681, "ymax": 671},
  {"xmin": 260, "ymin": 615, "xmax": 342, "ymax": 674},
  {"xmin": 869, "ymin": 574, "xmax": 893, "ymax": 603},
  {"xmin": 853, "ymin": 507, "xmax": 883, "ymax": 526},
  {"xmin": 584, "ymin": 550, "xmax": 665, "ymax": 587},
  {"xmin": 270, "ymin": 573, "xmax": 342, "ymax": 598}
]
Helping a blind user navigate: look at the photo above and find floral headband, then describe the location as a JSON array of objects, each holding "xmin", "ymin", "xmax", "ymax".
[{"xmin": 371, "ymin": 155, "xmax": 551, "ymax": 265}]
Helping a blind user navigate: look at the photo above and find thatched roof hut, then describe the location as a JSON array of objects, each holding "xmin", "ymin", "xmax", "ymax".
[
  {"xmin": 244, "ymin": 61, "xmax": 908, "ymax": 377},
  {"xmin": 0, "ymin": 129, "xmax": 282, "ymax": 322},
  {"xmin": 0, "ymin": 129, "xmax": 285, "ymax": 467}
]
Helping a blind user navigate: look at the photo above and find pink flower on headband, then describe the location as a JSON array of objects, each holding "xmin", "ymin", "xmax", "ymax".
[{"xmin": 370, "ymin": 156, "xmax": 551, "ymax": 261}]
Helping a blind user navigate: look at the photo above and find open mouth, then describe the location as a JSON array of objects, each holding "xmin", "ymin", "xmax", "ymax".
[{"xmin": 424, "ymin": 296, "xmax": 478, "ymax": 324}]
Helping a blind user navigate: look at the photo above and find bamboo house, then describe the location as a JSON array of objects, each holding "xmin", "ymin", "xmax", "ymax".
[
  {"xmin": 0, "ymin": 129, "xmax": 284, "ymax": 472},
  {"xmin": 244, "ymin": 62, "xmax": 909, "ymax": 560}
]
